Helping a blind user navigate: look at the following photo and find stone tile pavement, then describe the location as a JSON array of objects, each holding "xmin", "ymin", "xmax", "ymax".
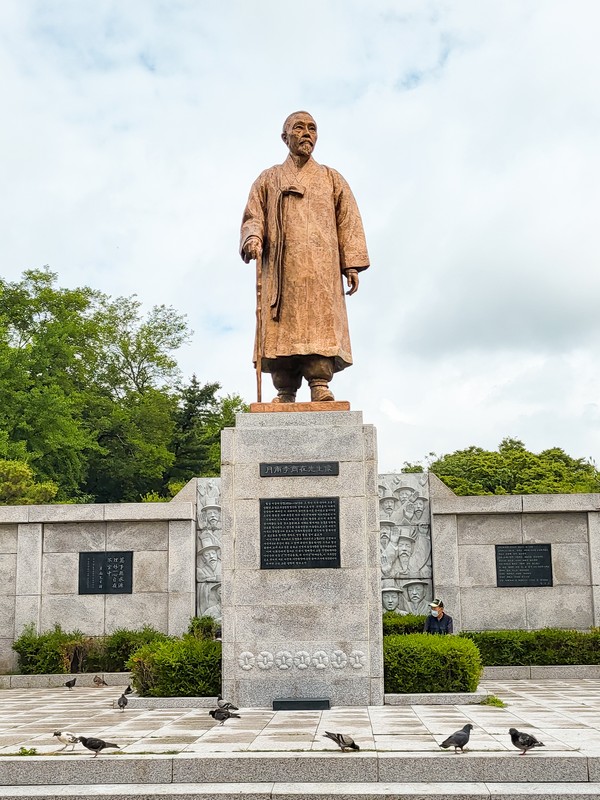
[{"xmin": 0, "ymin": 679, "xmax": 600, "ymax": 757}]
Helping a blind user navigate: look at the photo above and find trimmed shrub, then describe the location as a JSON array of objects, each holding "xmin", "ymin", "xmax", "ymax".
[
  {"xmin": 383, "ymin": 611, "xmax": 427, "ymax": 636},
  {"xmin": 384, "ymin": 633, "xmax": 482, "ymax": 693},
  {"xmin": 12, "ymin": 624, "xmax": 93, "ymax": 674},
  {"xmin": 187, "ymin": 616, "xmax": 220, "ymax": 641},
  {"xmin": 127, "ymin": 636, "xmax": 222, "ymax": 697},
  {"xmin": 102, "ymin": 626, "xmax": 170, "ymax": 672},
  {"xmin": 460, "ymin": 628, "xmax": 600, "ymax": 666}
]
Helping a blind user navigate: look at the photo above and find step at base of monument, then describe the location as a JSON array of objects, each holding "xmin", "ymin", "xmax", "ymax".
[
  {"xmin": 0, "ymin": 752, "xmax": 595, "ymax": 787},
  {"xmin": 1, "ymin": 783, "xmax": 599, "ymax": 800}
]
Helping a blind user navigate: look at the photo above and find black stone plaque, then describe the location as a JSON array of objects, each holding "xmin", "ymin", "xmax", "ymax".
[
  {"xmin": 495, "ymin": 544, "xmax": 553, "ymax": 587},
  {"xmin": 260, "ymin": 497, "xmax": 340, "ymax": 569},
  {"xmin": 78, "ymin": 552, "xmax": 133, "ymax": 594},
  {"xmin": 260, "ymin": 462, "xmax": 339, "ymax": 477}
]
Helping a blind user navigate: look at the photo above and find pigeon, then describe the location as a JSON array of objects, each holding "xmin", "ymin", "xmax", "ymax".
[
  {"xmin": 52, "ymin": 731, "xmax": 79, "ymax": 752},
  {"xmin": 323, "ymin": 731, "xmax": 360, "ymax": 751},
  {"xmin": 217, "ymin": 694, "xmax": 239, "ymax": 711},
  {"xmin": 64, "ymin": 677, "xmax": 76, "ymax": 690},
  {"xmin": 209, "ymin": 707, "xmax": 241, "ymax": 725},
  {"xmin": 440, "ymin": 723, "xmax": 473, "ymax": 754},
  {"xmin": 93, "ymin": 675, "xmax": 108, "ymax": 687},
  {"xmin": 117, "ymin": 693, "xmax": 128, "ymax": 712},
  {"xmin": 124, "ymin": 684, "xmax": 133, "ymax": 695},
  {"xmin": 509, "ymin": 727, "xmax": 545, "ymax": 755},
  {"xmin": 77, "ymin": 736, "xmax": 120, "ymax": 757}
]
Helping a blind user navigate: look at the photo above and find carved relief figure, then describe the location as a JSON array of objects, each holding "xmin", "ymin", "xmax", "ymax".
[
  {"xmin": 196, "ymin": 480, "xmax": 223, "ymax": 619},
  {"xmin": 240, "ymin": 111, "xmax": 369, "ymax": 403},
  {"xmin": 400, "ymin": 579, "xmax": 432, "ymax": 615},
  {"xmin": 378, "ymin": 474, "xmax": 433, "ymax": 613},
  {"xmin": 381, "ymin": 579, "xmax": 407, "ymax": 614}
]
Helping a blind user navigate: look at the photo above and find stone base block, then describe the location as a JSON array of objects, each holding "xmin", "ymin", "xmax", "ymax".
[{"xmin": 249, "ymin": 401, "xmax": 350, "ymax": 412}]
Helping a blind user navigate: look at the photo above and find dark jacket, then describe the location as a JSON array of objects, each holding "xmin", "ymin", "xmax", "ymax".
[{"xmin": 424, "ymin": 612, "xmax": 453, "ymax": 635}]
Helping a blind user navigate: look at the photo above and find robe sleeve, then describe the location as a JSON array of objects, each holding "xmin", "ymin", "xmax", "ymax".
[
  {"xmin": 240, "ymin": 171, "xmax": 268, "ymax": 257},
  {"xmin": 330, "ymin": 168, "xmax": 370, "ymax": 272}
]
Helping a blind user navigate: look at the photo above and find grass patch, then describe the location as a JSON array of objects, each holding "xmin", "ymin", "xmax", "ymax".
[{"xmin": 480, "ymin": 694, "xmax": 506, "ymax": 707}]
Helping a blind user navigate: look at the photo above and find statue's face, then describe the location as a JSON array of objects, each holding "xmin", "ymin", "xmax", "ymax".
[
  {"xmin": 382, "ymin": 499, "xmax": 395, "ymax": 514},
  {"xmin": 282, "ymin": 113, "xmax": 317, "ymax": 157},
  {"xmin": 382, "ymin": 592, "xmax": 399, "ymax": 611},
  {"xmin": 408, "ymin": 584, "xmax": 425, "ymax": 601},
  {"xmin": 397, "ymin": 540, "xmax": 412, "ymax": 557},
  {"xmin": 202, "ymin": 549, "xmax": 218, "ymax": 565}
]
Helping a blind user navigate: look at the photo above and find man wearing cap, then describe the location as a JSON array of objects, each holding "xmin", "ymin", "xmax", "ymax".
[
  {"xmin": 240, "ymin": 111, "xmax": 369, "ymax": 403},
  {"xmin": 424, "ymin": 598, "xmax": 453, "ymax": 634}
]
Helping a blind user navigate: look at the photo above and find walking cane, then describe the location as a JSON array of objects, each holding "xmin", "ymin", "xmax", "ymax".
[{"xmin": 254, "ymin": 247, "xmax": 263, "ymax": 403}]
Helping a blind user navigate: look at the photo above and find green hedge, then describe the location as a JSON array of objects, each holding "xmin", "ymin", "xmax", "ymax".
[
  {"xmin": 460, "ymin": 628, "xmax": 600, "ymax": 666},
  {"xmin": 127, "ymin": 636, "xmax": 222, "ymax": 697},
  {"xmin": 12, "ymin": 623, "xmax": 172, "ymax": 674},
  {"xmin": 382, "ymin": 612, "xmax": 427, "ymax": 635},
  {"xmin": 384, "ymin": 633, "xmax": 483, "ymax": 693}
]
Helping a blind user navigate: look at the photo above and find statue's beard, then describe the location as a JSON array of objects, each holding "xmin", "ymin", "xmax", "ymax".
[{"xmin": 398, "ymin": 554, "xmax": 410, "ymax": 572}]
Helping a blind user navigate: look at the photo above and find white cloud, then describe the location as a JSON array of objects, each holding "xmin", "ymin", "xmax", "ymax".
[{"xmin": 1, "ymin": 0, "xmax": 600, "ymax": 471}]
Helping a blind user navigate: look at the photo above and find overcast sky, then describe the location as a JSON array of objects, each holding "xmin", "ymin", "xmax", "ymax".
[{"xmin": 2, "ymin": 0, "xmax": 600, "ymax": 472}]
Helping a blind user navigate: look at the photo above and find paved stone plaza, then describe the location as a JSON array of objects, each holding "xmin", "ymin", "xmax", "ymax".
[{"xmin": 1, "ymin": 680, "xmax": 600, "ymax": 756}]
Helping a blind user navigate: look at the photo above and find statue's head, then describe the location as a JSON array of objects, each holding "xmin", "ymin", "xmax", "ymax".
[{"xmin": 281, "ymin": 111, "xmax": 317, "ymax": 157}]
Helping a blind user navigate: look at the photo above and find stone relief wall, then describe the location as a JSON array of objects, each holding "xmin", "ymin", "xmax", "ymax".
[
  {"xmin": 194, "ymin": 473, "xmax": 433, "ymax": 623},
  {"xmin": 378, "ymin": 473, "xmax": 433, "ymax": 614},
  {"xmin": 196, "ymin": 478, "xmax": 222, "ymax": 623}
]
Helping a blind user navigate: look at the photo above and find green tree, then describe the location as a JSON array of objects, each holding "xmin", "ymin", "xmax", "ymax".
[
  {"xmin": 419, "ymin": 438, "xmax": 600, "ymax": 495},
  {"xmin": 0, "ymin": 459, "xmax": 58, "ymax": 504}
]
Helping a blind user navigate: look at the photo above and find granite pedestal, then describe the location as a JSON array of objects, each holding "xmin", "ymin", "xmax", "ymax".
[{"xmin": 220, "ymin": 409, "xmax": 383, "ymax": 707}]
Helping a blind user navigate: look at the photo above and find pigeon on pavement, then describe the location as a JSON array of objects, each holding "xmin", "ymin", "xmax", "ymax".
[
  {"xmin": 64, "ymin": 677, "xmax": 76, "ymax": 690},
  {"xmin": 117, "ymin": 693, "xmax": 128, "ymax": 712},
  {"xmin": 217, "ymin": 694, "xmax": 239, "ymax": 711},
  {"xmin": 509, "ymin": 728, "xmax": 545, "ymax": 755},
  {"xmin": 323, "ymin": 731, "xmax": 360, "ymax": 751},
  {"xmin": 124, "ymin": 685, "xmax": 133, "ymax": 695},
  {"xmin": 93, "ymin": 675, "xmax": 108, "ymax": 687},
  {"xmin": 209, "ymin": 707, "xmax": 241, "ymax": 725},
  {"xmin": 52, "ymin": 731, "xmax": 79, "ymax": 752},
  {"xmin": 440, "ymin": 723, "xmax": 474, "ymax": 754},
  {"xmin": 77, "ymin": 736, "xmax": 120, "ymax": 757}
]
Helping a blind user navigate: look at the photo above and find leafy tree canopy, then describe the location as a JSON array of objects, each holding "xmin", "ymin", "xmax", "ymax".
[
  {"xmin": 404, "ymin": 438, "xmax": 600, "ymax": 495},
  {"xmin": 0, "ymin": 268, "xmax": 248, "ymax": 503}
]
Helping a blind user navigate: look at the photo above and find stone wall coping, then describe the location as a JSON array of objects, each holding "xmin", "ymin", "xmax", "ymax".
[
  {"xmin": 0, "ymin": 502, "xmax": 194, "ymax": 524},
  {"xmin": 482, "ymin": 664, "xmax": 600, "ymax": 680},
  {"xmin": 433, "ymin": 493, "xmax": 600, "ymax": 515}
]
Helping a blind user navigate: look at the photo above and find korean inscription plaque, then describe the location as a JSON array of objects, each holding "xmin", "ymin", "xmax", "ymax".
[
  {"xmin": 78, "ymin": 551, "xmax": 133, "ymax": 594},
  {"xmin": 260, "ymin": 497, "xmax": 340, "ymax": 569},
  {"xmin": 495, "ymin": 543, "xmax": 553, "ymax": 587}
]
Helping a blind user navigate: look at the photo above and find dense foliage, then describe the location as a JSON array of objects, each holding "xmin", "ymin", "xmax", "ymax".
[
  {"xmin": 127, "ymin": 636, "xmax": 222, "ymax": 697},
  {"xmin": 404, "ymin": 437, "xmax": 600, "ymax": 495},
  {"xmin": 0, "ymin": 268, "xmax": 247, "ymax": 503},
  {"xmin": 460, "ymin": 628, "xmax": 600, "ymax": 666},
  {"xmin": 384, "ymin": 633, "xmax": 482, "ymax": 693},
  {"xmin": 12, "ymin": 623, "xmax": 170, "ymax": 674},
  {"xmin": 382, "ymin": 611, "xmax": 427, "ymax": 635}
]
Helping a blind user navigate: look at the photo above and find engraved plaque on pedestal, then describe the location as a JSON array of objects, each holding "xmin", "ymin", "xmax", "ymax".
[
  {"xmin": 495, "ymin": 543, "xmax": 553, "ymax": 587},
  {"xmin": 260, "ymin": 497, "xmax": 340, "ymax": 569},
  {"xmin": 78, "ymin": 551, "xmax": 133, "ymax": 594}
]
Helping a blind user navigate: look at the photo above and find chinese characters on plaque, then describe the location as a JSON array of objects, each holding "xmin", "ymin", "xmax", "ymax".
[{"xmin": 78, "ymin": 551, "xmax": 133, "ymax": 594}]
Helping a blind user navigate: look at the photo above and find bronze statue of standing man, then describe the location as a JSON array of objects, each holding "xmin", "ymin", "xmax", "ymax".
[{"xmin": 240, "ymin": 111, "xmax": 369, "ymax": 403}]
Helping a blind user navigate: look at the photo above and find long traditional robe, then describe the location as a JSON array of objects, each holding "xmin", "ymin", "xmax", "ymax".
[{"xmin": 240, "ymin": 155, "xmax": 369, "ymax": 373}]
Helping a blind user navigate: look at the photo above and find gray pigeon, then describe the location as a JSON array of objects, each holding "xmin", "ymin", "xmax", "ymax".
[
  {"xmin": 64, "ymin": 677, "xmax": 76, "ymax": 690},
  {"xmin": 440, "ymin": 723, "xmax": 473, "ymax": 754},
  {"xmin": 217, "ymin": 694, "xmax": 239, "ymax": 711},
  {"xmin": 209, "ymin": 707, "xmax": 241, "ymax": 725},
  {"xmin": 93, "ymin": 675, "xmax": 108, "ymax": 687},
  {"xmin": 124, "ymin": 684, "xmax": 133, "ymax": 695},
  {"xmin": 323, "ymin": 731, "xmax": 360, "ymax": 751},
  {"xmin": 117, "ymin": 693, "xmax": 128, "ymax": 711},
  {"xmin": 52, "ymin": 731, "xmax": 79, "ymax": 752},
  {"xmin": 77, "ymin": 736, "xmax": 120, "ymax": 757},
  {"xmin": 509, "ymin": 727, "xmax": 545, "ymax": 755}
]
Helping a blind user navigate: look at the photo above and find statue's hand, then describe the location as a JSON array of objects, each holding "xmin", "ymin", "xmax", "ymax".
[
  {"xmin": 345, "ymin": 269, "xmax": 359, "ymax": 296},
  {"xmin": 242, "ymin": 237, "xmax": 262, "ymax": 263}
]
